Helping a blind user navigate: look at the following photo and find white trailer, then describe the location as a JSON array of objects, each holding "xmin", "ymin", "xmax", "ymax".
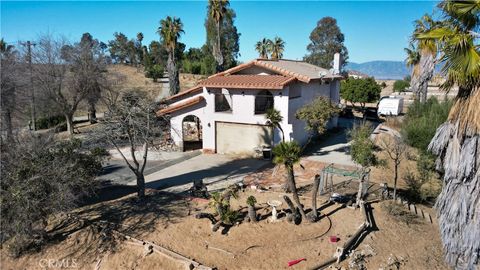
[{"xmin": 377, "ymin": 96, "xmax": 404, "ymax": 116}]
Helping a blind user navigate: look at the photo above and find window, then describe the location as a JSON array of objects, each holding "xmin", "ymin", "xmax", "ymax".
[
  {"xmin": 215, "ymin": 93, "xmax": 232, "ymax": 112},
  {"xmin": 255, "ymin": 90, "xmax": 274, "ymax": 114},
  {"xmin": 289, "ymin": 84, "xmax": 301, "ymax": 99}
]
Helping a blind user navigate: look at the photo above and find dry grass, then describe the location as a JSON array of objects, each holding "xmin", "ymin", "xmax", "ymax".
[{"xmin": 381, "ymin": 201, "xmax": 419, "ymax": 225}]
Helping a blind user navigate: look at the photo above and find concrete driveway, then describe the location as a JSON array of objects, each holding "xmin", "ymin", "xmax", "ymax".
[
  {"xmin": 98, "ymin": 150, "xmax": 201, "ymax": 185},
  {"xmin": 304, "ymin": 118, "xmax": 379, "ymax": 167},
  {"xmin": 129, "ymin": 154, "xmax": 270, "ymax": 193}
]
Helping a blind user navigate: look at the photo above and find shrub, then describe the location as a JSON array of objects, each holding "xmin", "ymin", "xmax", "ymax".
[
  {"xmin": 348, "ymin": 122, "xmax": 377, "ymax": 167},
  {"xmin": 401, "ymin": 97, "xmax": 453, "ymax": 153},
  {"xmin": 145, "ymin": 64, "xmax": 164, "ymax": 82},
  {"xmin": 35, "ymin": 115, "xmax": 66, "ymax": 130},
  {"xmin": 393, "ymin": 80, "xmax": 410, "ymax": 92},
  {"xmin": 0, "ymin": 136, "xmax": 106, "ymax": 256}
]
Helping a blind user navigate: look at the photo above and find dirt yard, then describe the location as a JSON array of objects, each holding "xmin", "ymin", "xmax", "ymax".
[{"xmin": 1, "ymin": 183, "xmax": 448, "ymax": 270}]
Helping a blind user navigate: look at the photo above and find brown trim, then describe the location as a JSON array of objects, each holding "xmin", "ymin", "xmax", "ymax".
[{"xmin": 156, "ymin": 96, "xmax": 205, "ymax": 116}]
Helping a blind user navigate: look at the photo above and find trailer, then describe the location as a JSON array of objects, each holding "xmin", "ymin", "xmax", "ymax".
[{"xmin": 377, "ymin": 96, "xmax": 404, "ymax": 116}]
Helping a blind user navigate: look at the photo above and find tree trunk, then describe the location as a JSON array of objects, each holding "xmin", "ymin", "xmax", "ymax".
[
  {"xmin": 88, "ymin": 102, "xmax": 97, "ymax": 124},
  {"xmin": 2, "ymin": 109, "xmax": 13, "ymax": 141},
  {"xmin": 428, "ymin": 119, "xmax": 480, "ymax": 269},
  {"xmin": 285, "ymin": 165, "xmax": 295, "ymax": 193},
  {"xmin": 167, "ymin": 53, "xmax": 179, "ymax": 96},
  {"xmin": 412, "ymin": 51, "xmax": 434, "ymax": 103},
  {"xmin": 136, "ymin": 173, "xmax": 145, "ymax": 199},
  {"xmin": 393, "ymin": 162, "xmax": 398, "ymax": 201},
  {"xmin": 310, "ymin": 174, "xmax": 321, "ymax": 220},
  {"xmin": 283, "ymin": 195, "xmax": 300, "ymax": 224},
  {"xmin": 65, "ymin": 113, "xmax": 74, "ymax": 136},
  {"xmin": 286, "ymin": 165, "xmax": 309, "ymax": 222},
  {"xmin": 214, "ymin": 21, "xmax": 224, "ymax": 72},
  {"xmin": 247, "ymin": 205, "xmax": 257, "ymax": 223}
]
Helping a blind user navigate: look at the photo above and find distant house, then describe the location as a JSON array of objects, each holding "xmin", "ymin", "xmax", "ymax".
[
  {"xmin": 347, "ymin": 70, "xmax": 370, "ymax": 79},
  {"xmin": 157, "ymin": 54, "xmax": 344, "ymax": 155}
]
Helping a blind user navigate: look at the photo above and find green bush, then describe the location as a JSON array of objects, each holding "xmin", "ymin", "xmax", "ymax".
[
  {"xmin": 401, "ymin": 97, "xmax": 453, "ymax": 153},
  {"xmin": 145, "ymin": 64, "xmax": 164, "ymax": 82},
  {"xmin": 393, "ymin": 80, "xmax": 410, "ymax": 92},
  {"xmin": 35, "ymin": 115, "xmax": 66, "ymax": 130},
  {"xmin": 348, "ymin": 122, "xmax": 377, "ymax": 167}
]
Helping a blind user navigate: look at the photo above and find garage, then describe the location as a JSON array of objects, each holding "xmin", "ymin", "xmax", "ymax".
[{"xmin": 216, "ymin": 122, "xmax": 273, "ymax": 155}]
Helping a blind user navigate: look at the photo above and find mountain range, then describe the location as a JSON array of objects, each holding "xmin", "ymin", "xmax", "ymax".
[{"xmin": 345, "ymin": 61, "xmax": 411, "ymax": 80}]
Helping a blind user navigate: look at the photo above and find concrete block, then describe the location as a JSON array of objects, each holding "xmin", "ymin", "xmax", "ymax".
[{"xmin": 409, "ymin": 204, "xmax": 417, "ymax": 214}]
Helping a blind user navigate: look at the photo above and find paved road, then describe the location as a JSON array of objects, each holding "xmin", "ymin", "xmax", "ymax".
[
  {"xmin": 129, "ymin": 154, "xmax": 270, "ymax": 193},
  {"xmin": 97, "ymin": 150, "xmax": 201, "ymax": 185}
]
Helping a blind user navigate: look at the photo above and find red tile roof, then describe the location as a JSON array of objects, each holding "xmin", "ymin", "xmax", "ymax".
[
  {"xmin": 156, "ymin": 96, "xmax": 205, "ymax": 116},
  {"xmin": 201, "ymin": 75, "xmax": 295, "ymax": 89},
  {"xmin": 166, "ymin": 74, "xmax": 295, "ymax": 101}
]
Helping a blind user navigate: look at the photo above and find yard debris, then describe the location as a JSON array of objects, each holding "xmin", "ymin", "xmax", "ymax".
[
  {"xmin": 379, "ymin": 254, "xmax": 406, "ymax": 270},
  {"xmin": 288, "ymin": 258, "xmax": 306, "ymax": 267}
]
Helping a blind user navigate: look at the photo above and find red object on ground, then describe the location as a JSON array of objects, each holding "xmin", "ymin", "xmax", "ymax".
[
  {"xmin": 288, "ymin": 258, "xmax": 306, "ymax": 267},
  {"xmin": 329, "ymin": 236, "xmax": 339, "ymax": 243}
]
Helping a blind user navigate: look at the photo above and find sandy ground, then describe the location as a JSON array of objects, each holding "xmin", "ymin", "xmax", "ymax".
[{"xmin": 1, "ymin": 185, "xmax": 448, "ymax": 270}]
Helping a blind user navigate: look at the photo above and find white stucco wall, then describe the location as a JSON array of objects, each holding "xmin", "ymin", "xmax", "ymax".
[
  {"xmin": 168, "ymin": 87, "xmax": 292, "ymax": 152},
  {"xmin": 287, "ymin": 80, "xmax": 340, "ymax": 145}
]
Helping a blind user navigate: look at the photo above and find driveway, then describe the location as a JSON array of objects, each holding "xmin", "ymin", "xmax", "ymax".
[
  {"xmin": 129, "ymin": 154, "xmax": 270, "ymax": 193},
  {"xmin": 98, "ymin": 150, "xmax": 201, "ymax": 185},
  {"xmin": 304, "ymin": 117, "xmax": 379, "ymax": 167}
]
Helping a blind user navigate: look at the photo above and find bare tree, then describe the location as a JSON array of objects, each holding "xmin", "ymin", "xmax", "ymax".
[
  {"xmin": 96, "ymin": 90, "xmax": 166, "ymax": 199},
  {"xmin": 32, "ymin": 35, "xmax": 84, "ymax": 135},
  {"xmin": 379, "ymin": 135, "xmax": 407, "ymax": 200},
  {"xmin": 0, "ymin": 39, "xmax": 20, "ymax": 140}
]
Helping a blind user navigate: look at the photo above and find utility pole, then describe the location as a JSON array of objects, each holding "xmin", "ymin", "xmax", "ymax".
[{"xmin": 21, "ymin": 41, "xmax": 36, "ymax": 131}]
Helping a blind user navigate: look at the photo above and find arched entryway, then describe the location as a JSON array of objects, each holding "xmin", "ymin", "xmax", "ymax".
[{"xmin": 182, "ymin": 115, "xmax": 203, "ymax": 151}]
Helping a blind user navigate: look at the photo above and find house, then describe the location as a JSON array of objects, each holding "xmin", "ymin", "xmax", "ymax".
[
  {"xmin": 157, "ymin": 53, "xmax": 344, "ymax": 155},
  {"xmin": 347, "ymin": 70, "xmax": 369, "ymax": 79}
]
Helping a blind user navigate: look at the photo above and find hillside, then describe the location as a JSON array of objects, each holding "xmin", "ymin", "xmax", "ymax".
[
  {"xmin": 346, "ymin": 61, "xmax": 410, "ymax": 80},
  {"xmin": 106, "ymin": 65, "xmax": 206, "ymax": 101}
]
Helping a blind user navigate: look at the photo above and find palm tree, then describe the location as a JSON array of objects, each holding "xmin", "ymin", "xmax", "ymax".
[
  {"xmin": 136, "ymin": 32, "xmax": 144, "ymax": 43},
  {"xmin": 157, "ymin": 16, "xmax": 184, "ymax": 96},
  {"xmin": 417, "ymin": 1, "xmax": 480, "ymax": 269},
  {"xmin": 208, "ymin": 0, "xmax": 229, "ymax": 71},
  {"xmin": 404, "ymin": 44, "xmax": 420, "ymax": 90},
  {"xmin": 272, "ymin": 141, "xmax": 308, "ymax": 221},
  {"xmin": 411, "ymin": 14, "xmax": 439, "ymax": 103},
  {"xmin": 266, "ymin": 108, "xmax": 285, "ymax": 142},
  {"xmin": 269, "ymin": 37, "xmax": 285, "ymax": 60},
  {"xmin": 255, "ymin": 38, "xmax": 272, "ymax": 59}
]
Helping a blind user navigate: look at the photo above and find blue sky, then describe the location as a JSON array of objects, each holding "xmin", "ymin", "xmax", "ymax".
[{"xmin": 1, "ymin": 1, "xmax": 438, "ymax": 63}]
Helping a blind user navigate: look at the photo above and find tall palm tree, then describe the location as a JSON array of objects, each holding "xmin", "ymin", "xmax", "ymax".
[
  {"xmin": 272, "ymin": 141, "xmax": 308, "ymax": 221},
  {"xmin": 269, "ymin": 36, "xmax": 285, "ymax": 60},
  {"xmin": 417, "ymin": 1, "xmax": 480, "ymax": 269},
  {"xmin": 255, "ymin": 38, "xmax": 272, "ymax": 59},
  {"xmin": 157, "ymin": 16, "xmax": 184, "ymax": 95},
  {"xmin": 404, "ymin": 44, "xmax": 420, "ymax": 88},
  {"xmin": 208, "ymin": 0, "xmax": 229, "ymax": 71},
  {"xmin": 411, "ymin": 14, "xmax": 439, "ymax": 103}
]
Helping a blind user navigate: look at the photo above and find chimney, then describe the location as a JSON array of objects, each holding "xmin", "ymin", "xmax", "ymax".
[{"xmin": 333, "ymin": 53, "xmax": 341, "ymax": 75}]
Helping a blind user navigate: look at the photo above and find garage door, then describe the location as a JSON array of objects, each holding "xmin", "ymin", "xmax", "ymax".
[{"xmin": 216, "ymin": 122, "xmax": 273, "ymax": 155}]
